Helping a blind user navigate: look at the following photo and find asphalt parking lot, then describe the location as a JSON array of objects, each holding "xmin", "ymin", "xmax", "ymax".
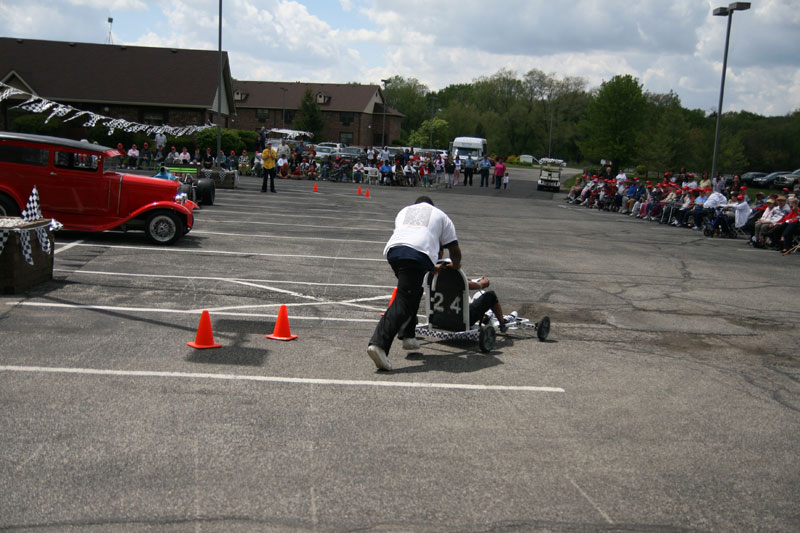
[{"xmin": 1, "ymin": 169, "xmax": 799, "ymax": 532}]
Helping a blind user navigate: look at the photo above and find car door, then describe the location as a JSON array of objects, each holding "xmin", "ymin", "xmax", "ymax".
[{"xmin": 45, "ymin": 149, "xmax": 112, "ymax": 216}]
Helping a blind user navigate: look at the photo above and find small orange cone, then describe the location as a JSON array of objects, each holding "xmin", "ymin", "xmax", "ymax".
[
  {"xmin": 187, "ymin": 310, "xmax": 222, "ymax": 349},
  {"xmin": 357, "ymin": 185, "xmax": 362, "ymax": 195},
  {"xmin": 365, "ymin": 188, "xmax": 370, "ymax": 198},
  {"xmin": 380, "ymin": 288, "xmax": 398, "ymax": 316},
  {"xmin": 313, "ymin": 183, "xmax": 318, "ymax": 192},
  {"xmin": 266, "ymin": 305, "xmax": 298, "ymax": 341}
]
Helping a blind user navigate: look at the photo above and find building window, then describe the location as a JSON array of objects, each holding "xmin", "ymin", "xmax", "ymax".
[
  {"xmin": 256, "ymin": 108, "xmax": 269, "ymax": 123},
  {"xmin": 141, "ymin": 110, "xmax": 165, "ymax": 125},
  {"xmin": 340, "ymin": 112, "xmax": 354, "ymax": 126},
  {"xmin": 339, "ymin": 132, "xmax": 353, "ymax": 145}
]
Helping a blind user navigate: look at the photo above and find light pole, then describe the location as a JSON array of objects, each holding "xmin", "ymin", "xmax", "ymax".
[
  {"xmin": 381, "ymin": 78, "xmax": 391, "ymax": 147},
  {"xmin": 429, "ymin": 94, "xmax": 437, "ymax": 148},
  {"xmin": 710, "ymin": 2, "xmax": 750, "ymax": 181},
  {"xmin": 280, "ymin": 87, "xmax": 288, "ymax": 128}
]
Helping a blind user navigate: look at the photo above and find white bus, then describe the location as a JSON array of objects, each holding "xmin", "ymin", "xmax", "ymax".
[{"xmin": 449, "ymin": 137, "xmax": 488, "ymax": 161}]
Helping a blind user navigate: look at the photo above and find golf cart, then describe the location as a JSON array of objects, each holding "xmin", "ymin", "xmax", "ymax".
[{"xmin": 536, "ymin": 158, "xmax": 566, "ymax": 192}]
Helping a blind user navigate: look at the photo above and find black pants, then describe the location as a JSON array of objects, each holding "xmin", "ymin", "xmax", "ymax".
[
  {"xmin": 469, "ymin": 290, "xmax": 498, "ymax": 325},
  {"xmin": 464, "ymin": 168, "xmax": 474, "ymax": 185},
  {"xmin": 369, "ymin": 259, "xmax": 427, "ymax": 353},
  {"xmin": 480, "ymin": 169, "xmax": 489, "ymax": 187},
  {"xmin": 262, "ymin": 167, "xmax": 276, "ymax": 192}
]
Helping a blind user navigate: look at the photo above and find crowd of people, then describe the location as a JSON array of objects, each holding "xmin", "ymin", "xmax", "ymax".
[
  {"xmin": 113, "ymin": 133, "xmax": 512, "ymax": 190},
  {"xmin": 565, "ymin": 168, "xmax": 800, "ymax": 254}
]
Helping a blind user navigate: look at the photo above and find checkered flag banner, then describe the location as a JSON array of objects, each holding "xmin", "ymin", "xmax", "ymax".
[
  {"xmin": 0, "ymin": 229, "xmax": 9, "ymax": 256},
  {"xmin": 19, "ymin": 228, "xmax": 33, "ymax": 265},
  {"xmin": 21, "ymin": 186, "xmax": 43, "ymax": 222}
]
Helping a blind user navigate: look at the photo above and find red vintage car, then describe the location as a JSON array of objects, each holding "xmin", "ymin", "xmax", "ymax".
[{"xmin": 0, "ymin": 132, "xmax": 195, "ymax": 244}]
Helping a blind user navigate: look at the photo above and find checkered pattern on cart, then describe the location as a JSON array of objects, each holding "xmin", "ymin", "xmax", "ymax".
[{"xmin": 415, "ymin": 327, "xmax": 480, "ymax": 341}]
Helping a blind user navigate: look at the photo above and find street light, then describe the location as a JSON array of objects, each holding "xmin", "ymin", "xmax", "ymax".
[
  {"xmin": 381, "ymin": 78, "xmax": 391, "ymax": 147},
  {"xmin": 280, "ymin": 87, "xmax": 288, "ymax": 128},
  {"xmin": 710, "ymin": 2, "xmax": 750, "ymax": 182},
  {"xmin": 429, "ymin": 94, "xmax": 437, "ymax": 148}
]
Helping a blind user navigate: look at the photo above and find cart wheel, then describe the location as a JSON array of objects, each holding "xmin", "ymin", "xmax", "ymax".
[
  {"xmin": 536, "ymin": 316, "xmax": 550, "ymax": 342},
  {"xmin": 478, "ymin": 325, "xmax": 496, "ymax": 353}
]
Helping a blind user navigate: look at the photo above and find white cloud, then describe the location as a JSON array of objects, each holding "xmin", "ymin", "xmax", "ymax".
[{"xmin": 0, "ymin": 0, "xmax": 797, "ymax": 115}]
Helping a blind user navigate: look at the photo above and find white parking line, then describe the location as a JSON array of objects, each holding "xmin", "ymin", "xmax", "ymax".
[
  {"xmin": 59, "ymin": 243, "xmax": 386, "ymax": 261},
  {"xmin": 6, "ymin": 302, "xmax": 382, "ymax": 321},
  {"xmin": 190, "ymin": 230, "xmax": 385, "ymax": 244},
  {"xmin": 196, "ymin": 218, "xmax": 390, "ymax": 232},
  {"xmin": 0, "ymin": 365, "xmax": 565, "ymax": 393},
  {"xmin": 53, "ymin": 269, "xmax": 395, "ymax": 290}
]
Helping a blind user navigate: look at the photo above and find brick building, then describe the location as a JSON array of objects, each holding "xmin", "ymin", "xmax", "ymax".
[
  {"xmin": 231, "ymin": 81, "xmax": 403, "ymax": 147},
  {"xmin": 0, "ymin": 37, "xmax": 235, "ymax": 131}
]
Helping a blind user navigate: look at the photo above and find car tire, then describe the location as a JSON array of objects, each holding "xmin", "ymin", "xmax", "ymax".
[
  {"xmin": 197, "ymin": 179, "xmax": 215, "ymax": 206},
  {"xmin": 145, "ymin": 211, "xmax": 182, "ymax": 245},
  {"xmin": 0, "ymin": 194, "xmax": 20, "ymax": 217},
  {"xmin": 537, "ymin": 316, "xmax": 550, "ymax": 342},
  {"xmin": 478, "ymin": 325, "xmax": 496, "ymax": 353}
]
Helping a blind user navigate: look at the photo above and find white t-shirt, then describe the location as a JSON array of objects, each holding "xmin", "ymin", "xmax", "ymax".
[{"xmin": 384, "ymin": 203, "xmax": 458, "ymax": 267}]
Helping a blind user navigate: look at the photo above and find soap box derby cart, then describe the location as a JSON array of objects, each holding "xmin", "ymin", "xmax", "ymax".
[
  {"xmin": 414, "ymin": 267, "xmax": 550, "ymax": 352},
  {"xmin": 0, "ymin": 133, "xmax": 197, "ymax": 245}
]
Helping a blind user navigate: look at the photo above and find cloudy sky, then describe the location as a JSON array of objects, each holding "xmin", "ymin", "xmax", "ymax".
[{"xmin": 2, "ymin": 0, "xmax": 798, "ymax": 116}]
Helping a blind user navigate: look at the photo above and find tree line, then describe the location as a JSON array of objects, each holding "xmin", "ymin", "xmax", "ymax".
[{"xmin": 382, "ymin": 70, "xmax": 800, "ymax": 175}]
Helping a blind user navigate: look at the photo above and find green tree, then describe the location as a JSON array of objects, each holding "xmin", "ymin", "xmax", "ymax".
[
  {"xmin": 577, "ymin": 74, "xmax": 647, "ymax": 174},
  {"xmin": 293, "ymin": 89, "xmax": 324, "ymax": 140},
  {"xmin": 382, "ymin": 76, "xmax": 429, "ymax": 140},
  {"xmin": 407, "ymin": 117, "xmax": 449, "ymax": 148}
]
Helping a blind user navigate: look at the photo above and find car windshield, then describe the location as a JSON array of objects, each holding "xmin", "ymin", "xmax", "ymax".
[
  {"xmin": 454, "ymin": 147, "xmax": 481, "ymax": 157},
  {"xmin": 103, "ymin": 154, "xmax": 121, "ymax": 173}
]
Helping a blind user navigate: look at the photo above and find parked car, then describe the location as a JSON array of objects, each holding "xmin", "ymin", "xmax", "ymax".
[
  {"xmin": 313, "ymin": 145, "xmax": 336, "ymax": 163},
  {"xmin": 740, "ymin": 171, "xmax": 767, "ymax": 184},
  {"xmin": 773, "ymin": 171, "xmax": 800, "ymax": 189},
  {"xmin": 316, "ymin": 142, "xmax": 347, "ymax": 152},
  {"xmin": 0, "ymin": 132, "xmax": 196, "ymax": 245},
  {"xmin": 752, "ymin": 171, "xmax": 790, "ymax": 189}
]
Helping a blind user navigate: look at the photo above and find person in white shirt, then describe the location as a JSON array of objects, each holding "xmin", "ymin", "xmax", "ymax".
[
  {"xmin": 352, "ymin": 160, "xmax": 365, "ymax": 183},
  {"xmin": 126, "ymin": 145, "xmax": 139, "ymax": 169},
  {"xmin": 725, "ymin": 194, "xmax": 752, "ymax": 229},
  {"xmin": 615, "ymin": 170, "xmax": 627, "ymax": 186},
  {"xmin": 367, "ymin": 196, "xmax": 461, "ymax": 371},
  {"xmin": 178, "ymin": 147, "xmax": 191, "ymax": 164}
]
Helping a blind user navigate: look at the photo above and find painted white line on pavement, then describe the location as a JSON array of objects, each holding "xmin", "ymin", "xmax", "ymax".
[
  {"xmin": 64, "ymin": 243, "xmax": 386, "ymax": 261},
  {"xmin": 567, "ymin": 476, "xmax": 614, "ymax": 524},
  {"xmin": 0, "ymin": 365, "xmax": 565, "ymax": 393},
  {"xmin": 6, "ymin": 302, "xmax": 381, "ymax": 321},
  {"xmin": 54, "ymin": 240, "xmax": 84, "ymax": 254},
  {"xmin": 196, "ymin": 218, "xmax": 390, "ymax": 232},
  {"xmin": 191, "ymin": 230, "xmax": 385, "ymax": 244},
  {"xmin": 53, "ymin": 269, "xmax": 395, "ymax": 290}
]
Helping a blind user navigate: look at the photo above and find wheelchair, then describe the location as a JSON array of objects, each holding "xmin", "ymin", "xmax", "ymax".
[
  {"xmin": 703, "ymin": 207, "xmax": 737, "ymax": 238},
  {"xmin": 414, "ymin": 267, "xmax": 550, "ymax": 353}
]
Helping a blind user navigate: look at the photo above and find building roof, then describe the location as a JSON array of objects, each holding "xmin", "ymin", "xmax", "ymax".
[
  {"xmin": 233, "ymin": 80, "xmax": 402, "ymax": 117},
  {"xmin": 0, "ymin": 37, "xmax": 233, "ymax": 111}
]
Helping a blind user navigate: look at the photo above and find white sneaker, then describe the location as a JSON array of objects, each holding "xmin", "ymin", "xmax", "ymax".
[
  {"xmin": 367, "ymin": 345, "xmax": 392, "ymax": 371},
  {"xmin": 401, "ymin": 337, "xmax": 420, "ymax": 350}
]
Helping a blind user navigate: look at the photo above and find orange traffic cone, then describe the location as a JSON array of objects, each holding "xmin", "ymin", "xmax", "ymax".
[
  {"xmin": 357, "ymin": 185, "xmax": 362, "ymax": 195},
  {"xmin": 187, "ymin": 310, "xmax": 222, "ymax": 349},
  {"xmin": 313, "ymin": 183, "xmax": 318, "ymax": 192},
  {"xmin": 365, "ymin": 188, "xmax": 370, "ymax": 198},
  {"xmin": 266, "ymin": 305, "xmax": 298, "ymax": 341},
  {"xmin": 380, "ymin": 288, "xmax": 398, "ymax": 316}
]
